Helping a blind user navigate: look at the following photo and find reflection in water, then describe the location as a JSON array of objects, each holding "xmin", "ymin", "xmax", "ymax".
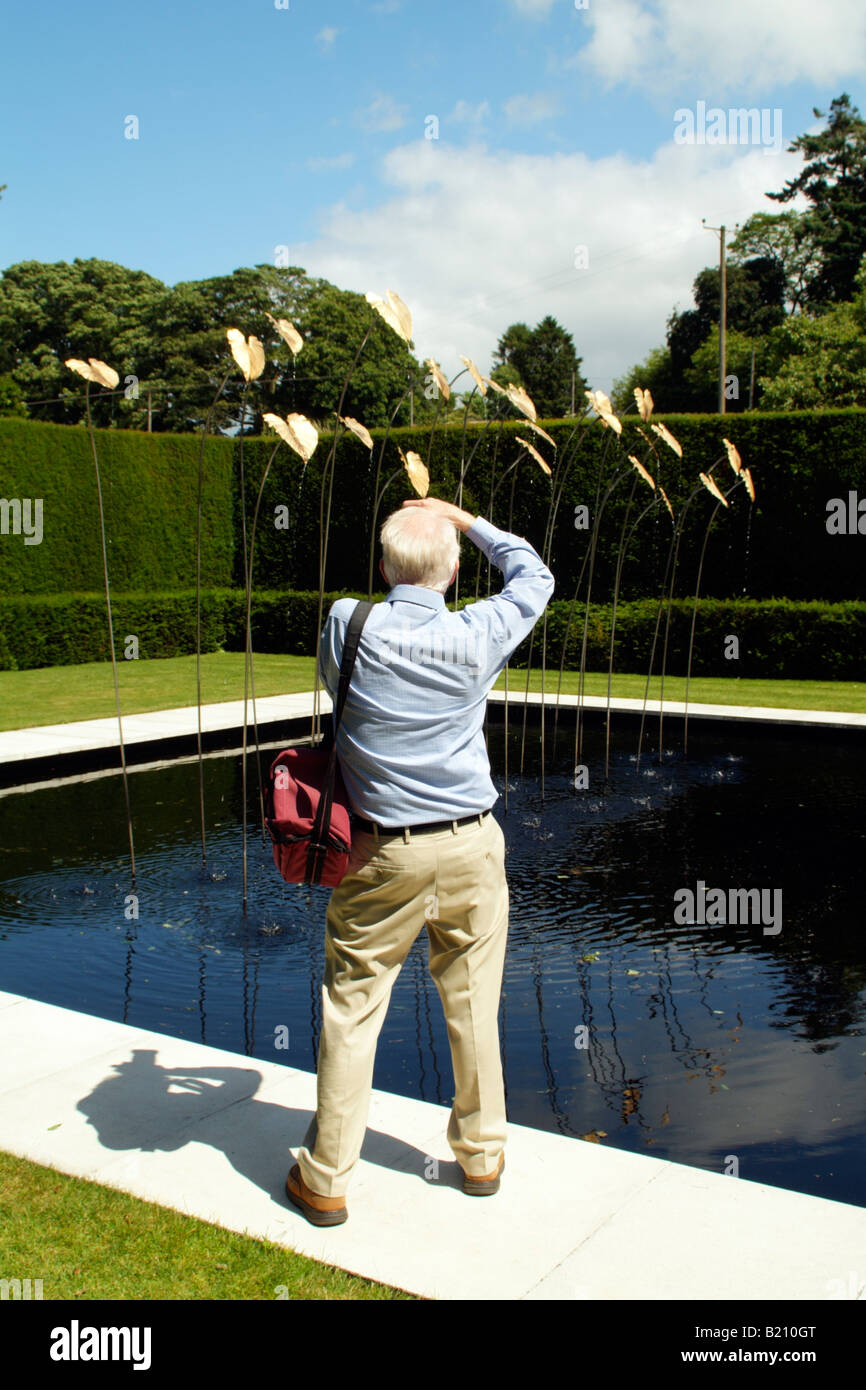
[{"xmin": 0, "ymin": 719, "xmax": 864, "ymax": 1207}]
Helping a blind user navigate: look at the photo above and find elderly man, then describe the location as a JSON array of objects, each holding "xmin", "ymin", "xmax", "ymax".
[{"xmin": 286, "ymin": 496, "xmax": 554, "ymax": 1225}]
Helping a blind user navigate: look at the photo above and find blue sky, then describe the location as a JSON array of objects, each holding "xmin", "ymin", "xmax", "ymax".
[{"xmin": 2, "ymin": 0, "xmax": 864, "ymax": 392}]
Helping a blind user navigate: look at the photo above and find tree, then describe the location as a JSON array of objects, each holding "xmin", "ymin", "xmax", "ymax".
[
  {"xmin": 0, "ymin": 259, "xmax": 423, "ymax": 432},
  {"xmin": 766, "ymin": 93, "xmax": 866, "ymax": 307},
  {"xmin": 728, "ymin": 211, "xmax": 821, "ymax": 315},
  {"xmin": 491, "ymin": 315, "xmax": 586, "ymax": 417},
  {"xmin": 274, "ymin": 275, "xmax": 420, "ymax": 430},
  {"xmin": 685, "ymin": 329, "xmax": 766, "ymax": 410},
  {"xmin": 0, "ymin": 373, "xmax": 27, "ymax": 418},
  {"xmin": 756, "ymin": 255, "xmax": 866, "ymax": 409},
  {"xmin": 665, "ymin": 259, "xmax": 786, "ymax": 410},
  {"xmin": 487, "ymin": 360, "xmax": 522, "ymax": 391},
  {"xmin": 0, "ymin": 258, "xmax": 166, "ymax": 428},
  {"xmin": 610, "ymin": 346, "xmax": 679, "ymax": 415}
]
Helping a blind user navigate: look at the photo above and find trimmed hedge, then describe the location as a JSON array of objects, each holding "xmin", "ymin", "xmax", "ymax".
[
  {"xmin": 1, "ymin": 589, "xmax": 863, "ymax": 681},
  {"xmin": 0, "ymin": 418, "xmax": 234, "ymax": 595},
  {"xmin": 536, "ymin": 596, "xmax": 866, "ymax": 680},
  {"xmin": 236, "ymin": 408, "xmax": 866, "ymax": 602},
  {"xmin": 0, "ymin": 590, "xmax": 368, "ymax": 670},
  {"xmin": 2, "ymin": 409, "xmax": 866, "ymax": 604}
]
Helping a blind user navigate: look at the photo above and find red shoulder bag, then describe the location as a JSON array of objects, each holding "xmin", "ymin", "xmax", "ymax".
[{"xmin": 265, "ymin": 600, "xmax": 373, "ymax": 887}]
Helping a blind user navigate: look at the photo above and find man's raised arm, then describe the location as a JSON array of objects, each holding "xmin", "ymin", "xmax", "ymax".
[{"xmin": 400, "ymin": 496, "xmax": 555, "ymax": 658}]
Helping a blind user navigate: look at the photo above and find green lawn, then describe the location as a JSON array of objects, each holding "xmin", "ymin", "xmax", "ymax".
[
  {"xmin": 0, "ymin": 652, "xmax": 318, "ymax": 731},
  {"xmin": 0, "ymin": 651, "xmax": 862, "ymax": 732},
  {"xmin": 0, "ymin": 1150, "xmax": 419, "ymax": 1301},
  {"xmin": 496, "ymin": 668, "xmax": 866, "ymax": 713}
]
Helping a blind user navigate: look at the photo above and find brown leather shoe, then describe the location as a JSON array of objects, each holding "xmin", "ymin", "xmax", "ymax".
[
  {"xmin": 285, "ymin": 1163, "xmax": 348, "ymax": 1226},
  {"xmin": 462, "ymin": 1153, "xmax": 505, "ymax": 1196}
]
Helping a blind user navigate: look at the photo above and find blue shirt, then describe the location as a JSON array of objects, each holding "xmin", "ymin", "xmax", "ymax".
[{"xmin": 318, "ymin": 515, "xmax": 555, "ymax": 824}]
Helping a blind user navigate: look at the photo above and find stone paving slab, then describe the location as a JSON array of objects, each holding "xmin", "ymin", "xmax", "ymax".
[
  {"xmin": 488, "ymin": 690, "xmax": 866, "ymax": 728},
  {"xmin": 0, "ymin": 694, "xmax": 333, "ymax": 765},
  {"xmin": 1, "ymin": 994, "xmax": 864, "ymax": 1301},
  {"xmin": 1, "ymin": 690, "xmax": 862, "ymax": 773}
]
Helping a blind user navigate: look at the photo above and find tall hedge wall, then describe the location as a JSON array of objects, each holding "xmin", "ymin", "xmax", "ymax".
[
  {"xmin": 1, "ymin": 589, "xmax": 863, "ymax": 682},
  {"xmin": 239, "ymin": 410, "xmax": 866, "ymax": 603},
  {"xmin": 2, "ymin": 410, "xmax": 865, "ymax": 605},
  {"xmin": 0, "ymin": 418, "xmax": 234, "ymax": 594}
]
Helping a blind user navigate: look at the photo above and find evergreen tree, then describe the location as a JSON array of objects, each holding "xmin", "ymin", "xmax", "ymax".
[
  {"xmin": 766, "ymin": 93, "xmax": 866, "ymax": 307},
  {"xmin": 491, "ymin": 315, "xmax": 586, "ymax": 417}
]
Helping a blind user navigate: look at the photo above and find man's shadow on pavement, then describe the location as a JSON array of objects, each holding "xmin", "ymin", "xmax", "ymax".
[{"xmin": 77, "ymin": 1048, "xmax": 463, "ymax": 1205}]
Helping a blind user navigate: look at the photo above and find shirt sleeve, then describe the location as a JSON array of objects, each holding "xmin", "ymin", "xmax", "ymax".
[
  {"xmin": 318, "ymin": 595, "xmax": 363, "ymax": 702},
  {"xmin": 318, "ymin": 603, "xmax": 347, "ymax": 700},
  {"xmin": 459, "ymin": 516, "xmax": 555, "ymax": 665}
]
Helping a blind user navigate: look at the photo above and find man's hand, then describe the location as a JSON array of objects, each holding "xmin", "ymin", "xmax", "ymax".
[{"xmin": 401, "ymin": 496, "xmax": 477, "ymax": 533}]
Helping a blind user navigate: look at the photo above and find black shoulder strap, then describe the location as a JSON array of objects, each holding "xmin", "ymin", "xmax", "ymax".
[{"xmin": 332, "ymin": 600, "xmax": 375, "ymax": 732}]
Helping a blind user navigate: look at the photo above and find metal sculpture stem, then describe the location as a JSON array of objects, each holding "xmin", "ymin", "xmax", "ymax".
[
  {"xmin": 683, "ymin": 472, "xmax": 741, "ymax": 755},
  {"xmin": 85, "ymin": 382, "xmax": 136, "ymax": 883},
  {"xmin": 194, "ymin": 366, "xmax": 232, "ymax": 866},
  {"xmin": 241, "ymin": 440, "xmax": 281, "ymax": 911},
  {"xmin": 366, "ymin": 382, "xmax": 415, "ymax": 600},
  {"xmin": 315, "ymin": 327, "xmax": 372, "ymax": 742}
]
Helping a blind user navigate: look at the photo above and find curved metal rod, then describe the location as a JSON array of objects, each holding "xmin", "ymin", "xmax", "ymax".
[
  {"xmin": 195, "ymin": 365, "xmax": 232, "ymax": 865},
  {"xmin": 314, "ymin": 325, "xmax": 373, "ymax": 741},
  {"xmin": 603, "ymin": 480, "xmax": 663, "ymax": 779},
  {"xmin": 241, "ymin": 439, "xmax": 282, "ymax": 911},
  {"xmin": 548, "ymin": 421, "xmax": 610, "ymax": 753},
  {"xmin": 654, "ymin": 453, "xmax": 727, "ymax": 753},
  {"xmin": 85, "ymin": 380, "xmax": 136, "ymax": 884},
  {"xmin": 683, "ymin": 469, "xmax": 743, "ymax": 754},
  {"xmin": 366, "ymin": 379, "xmax": 417, "ymax": 598}
]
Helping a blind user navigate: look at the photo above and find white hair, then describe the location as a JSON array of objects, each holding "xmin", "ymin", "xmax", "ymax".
[{"xmin": 379, "ymin": 507, "xmax": 460, "ymax": 592}]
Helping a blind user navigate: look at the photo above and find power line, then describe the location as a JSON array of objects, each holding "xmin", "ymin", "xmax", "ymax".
[
  {"xmin": 14, "ymin": 374, "xmax": 428, "ymax": 410},
  {"xmin": 8, "ymin": 205, "xmax": 765, "ymax": 412},
  {"xmin": 477, "ymin": 226, "xmax": 708, "ymax": 312},
  {"xmin": 477, "ymin": 204, "xmax": 762, "ymax": 315}
]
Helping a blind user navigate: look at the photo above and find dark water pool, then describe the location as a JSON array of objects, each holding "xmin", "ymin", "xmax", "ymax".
[{"xmin": 1, "ymin": 719, "xmax": 864, "ymax": 1206}]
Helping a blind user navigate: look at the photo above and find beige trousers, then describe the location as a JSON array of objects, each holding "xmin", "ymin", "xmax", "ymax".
[{"xmin": 294, "ymin": 811, "xmax": 509, "ymax": 1198}]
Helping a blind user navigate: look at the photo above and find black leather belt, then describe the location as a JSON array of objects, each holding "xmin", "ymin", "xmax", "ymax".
[{"xmin": 353, "ymin": 809, "xmax": 492, "ymax": 837}]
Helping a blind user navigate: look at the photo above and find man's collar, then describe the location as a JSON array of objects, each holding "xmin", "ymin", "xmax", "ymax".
[{"xmin": 385, "ymin": 583, "xmax": 446, "ymax": 609}]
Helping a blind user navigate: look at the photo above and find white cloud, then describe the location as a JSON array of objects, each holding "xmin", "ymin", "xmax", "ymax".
[
  {"xmin": 575, "ymin": 0, "xmax": 866, "ymax": 93},
  {"xmin": 503, "ymin": 91, "xmax": 560, "ymax": 125},
  {"xmin": 307, "ymin": 152, "xmax": 355, "ymax": 172},
  {"xmin": 357, "ymin": 93, "xmax": 408, "ymax": 133},
  {"xmin": 449, "ymin": 99, "xmax": 491, "ymax": 127},
  {"xmin": 316, "ymin": 26, "xmax": 339, "ymax": 51},
  {"xmin": 295, "ymin": 136, "xmax": 806, "ymax": 397}
]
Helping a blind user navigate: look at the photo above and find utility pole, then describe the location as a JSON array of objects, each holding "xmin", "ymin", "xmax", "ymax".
[
  {"xmin": 748, "ymin": 346, "xmax": 756, "ymax": 410},
  {"xmin": 702, "ymin": 219, "xmax": 736, "ymax": 415},
  {"xmin": 719, "ymin": 225, "xmax": 726, "ymax": 415},
  {"xmin": 147, "ymin": 389, "xmax": 152, "ymax": 432},
  {"xmin": 570, "ymin": 369, "xmax": 575, "ymax": 416}
]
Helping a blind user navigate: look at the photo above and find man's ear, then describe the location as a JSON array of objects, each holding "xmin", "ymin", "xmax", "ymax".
[
  {"xmin": 378, "ymin": 557, "xmax": 388, "ymax": 584},
  {"xmin": 449, "ymin": 561, "xmax": 459, "ymax": 586}
]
